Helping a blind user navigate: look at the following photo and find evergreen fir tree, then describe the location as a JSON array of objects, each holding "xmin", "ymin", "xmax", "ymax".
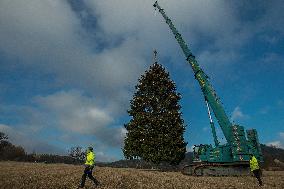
[{"xmin": 123, "ymin": 51, "xmax": 187, "ymax": 165}]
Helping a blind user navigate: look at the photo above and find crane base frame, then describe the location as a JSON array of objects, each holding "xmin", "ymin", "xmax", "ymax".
[{"xmin": 182, "ymin": 162, "xmax": 250, "ymax": 176}]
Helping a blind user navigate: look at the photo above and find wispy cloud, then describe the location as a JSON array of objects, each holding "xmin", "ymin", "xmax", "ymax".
[
  {"xmin": 265, "ymin": 132, "xmax": 284, "ymax": 149},
  {"xmin": 277, "ymin": 100, "xmax": 284, "ymax": 108},
  {"xmin": 186, "ymin": 145, "xmax": 195, "ymax": 152},
  {"xmin": 202, "ymin": 127, "xmax": 209, "ymax": 132},
  {"xmin": 266, "ymin": 141, "xmax": 283, "ymax": 149},
  {"xmin": 231, "ymin": 106, "xmax": 249, "ymax": 121},
  {"xmin": 258, "ymin": 106, "xmax": 271, "ymax": 115},
  {"xmin": 0, "ymin": 124, "xmax": 65, "ymax": 154},
  {"xmin": 266, "ymin": 132, "xmax": 284, "ymax": 149}
]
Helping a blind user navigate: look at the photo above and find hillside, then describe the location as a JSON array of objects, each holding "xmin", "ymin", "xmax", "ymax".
[{"xmin": 261, "ymin": 144, "xmax": 284, "ymax": 169}]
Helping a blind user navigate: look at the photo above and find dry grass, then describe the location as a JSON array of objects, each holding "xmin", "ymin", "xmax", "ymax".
[{"xmin": 0, "ymin": 161, "xmax": 283, "ymax": 189}]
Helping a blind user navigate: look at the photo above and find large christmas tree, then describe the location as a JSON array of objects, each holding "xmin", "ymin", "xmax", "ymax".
[{"xmin": 123, "ymin": 51, "xmax": 187, "ymax": 165}]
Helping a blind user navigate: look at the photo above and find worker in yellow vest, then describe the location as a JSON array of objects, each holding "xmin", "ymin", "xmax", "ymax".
[
  {"xmin": 78, "ymin": 146, "xmax": 100, "ymax": 188},
  {"xmin": 250, "ymin": 154, "xmax": 263, "ymax": 186}
]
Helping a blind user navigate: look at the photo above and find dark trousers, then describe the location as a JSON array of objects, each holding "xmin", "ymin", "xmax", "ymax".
[
  {"xmin": 80, "ymin": 165, "xmax": 99, "ymax": 187},
  {"xmin": 252, "ymin": 169, "xmax": 263, "ymax": 186}
]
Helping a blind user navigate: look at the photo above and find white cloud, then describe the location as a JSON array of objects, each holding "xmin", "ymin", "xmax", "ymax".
[
  {"xmin": 0, "ymin": 0, "xmax": 83, "ymax": 62},
  {"xmin": 0, "ymin": 90, "xmax": 127, "ymax": 157},
  {"xmin": 186, "ymin": 145, "xmax": 195, "ymax": 152},
  {"xmin": 265, "ymin": 132, "xmax": 284, "ymax": 149},
  {"xmin": 34, "ymin": 90, "xmax": 126, "ymax": 148},
  {"xmin": 34, "ymin": 90, "xmax": 113, "ymax": 134},
  {"xmin": 96, "ymin": 151, "xmax": 117, "ymax": 162},
  {"xmin": 84, "ymin": 0, "xmax": 243, "ymax": 61},
  {"xmin": 0, "ymin": 0, "xmax": 147, "ymax": 118},
  {"xmin": 266, "ymin": 141, "xmax": 283, "ymax": 149},
  {"xmin": 231, "ymin": 106, "xmax": 249, "ymax": 121},
  {"xmin": 0, "ymin": 124, "xmax": 64, "ymax": 154}
]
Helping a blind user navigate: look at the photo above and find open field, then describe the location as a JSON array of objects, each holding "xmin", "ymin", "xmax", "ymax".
[{"xmin": 0, "ymin": 161, "xmax": 283, "ymax": 189}]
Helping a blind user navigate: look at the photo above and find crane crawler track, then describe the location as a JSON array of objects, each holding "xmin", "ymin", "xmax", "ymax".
[{"xmin": 182, "ymin": 162, "xmax": 250, "ymax": 176}]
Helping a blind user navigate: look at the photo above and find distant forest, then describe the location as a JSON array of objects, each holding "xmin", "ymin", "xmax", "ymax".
[
  {"xmin": 0, "ymin": 132, "xmax": 82, "ymax": 164},
  {"xmin": 0, "ymin": 131, "xmax": 283, "ymax": 170}
]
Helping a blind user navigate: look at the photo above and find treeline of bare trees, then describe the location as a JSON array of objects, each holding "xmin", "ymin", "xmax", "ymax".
[
  {"xmin": 0, "ymin": 132, "xmax": 85, "ymax": 164},
  {"xmin": 0, "ymin": 132, "xmax": 26, "ymax": 161}
]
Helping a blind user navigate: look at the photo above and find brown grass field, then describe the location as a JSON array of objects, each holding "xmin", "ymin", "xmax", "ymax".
[{"xmin": 0, "ymin": 161, "xmax": 283, "ymax": 189}]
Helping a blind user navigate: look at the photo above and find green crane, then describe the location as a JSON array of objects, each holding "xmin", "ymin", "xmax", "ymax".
[{"xmin": 153, "ymin": 1, "xmax": 263, "ymax": 176}]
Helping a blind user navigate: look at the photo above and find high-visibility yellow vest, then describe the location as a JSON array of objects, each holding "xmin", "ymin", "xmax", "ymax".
[
  {"xmin": 85, "ymin": 151, "xmax": 95, "ymax": 166},
  {"xmin": 250, "ymin": 156, "xmax": 259, "ymax": 171}
]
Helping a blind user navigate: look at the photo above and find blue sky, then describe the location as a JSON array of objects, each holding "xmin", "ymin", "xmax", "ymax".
[{"xmin": 0, "ymin": 0, "xmax": 283, "ymax": 162}]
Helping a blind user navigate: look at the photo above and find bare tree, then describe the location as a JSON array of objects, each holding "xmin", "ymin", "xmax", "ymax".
[
  {"xmin": 0, "ymin": 132, "xmax": 8, "ymax": 141},
  {"xmin": 69, "ymin": 146, "xmax": 85, "ymax": 162}
]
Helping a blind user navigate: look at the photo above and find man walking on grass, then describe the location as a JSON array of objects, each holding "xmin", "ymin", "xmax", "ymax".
[
  {"xmin": 250, "ymin": 154, "xmax": 263, "ymax": 186},
  {"xmin": 78, "ymin": 146, "xmax": 100, "ymax": 188}
]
